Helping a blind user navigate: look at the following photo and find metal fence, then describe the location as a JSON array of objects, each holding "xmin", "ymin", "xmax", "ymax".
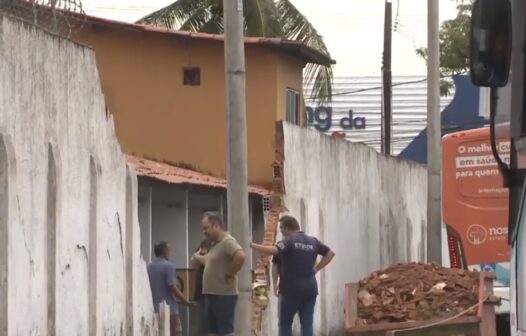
[{"xmin": 0, "ymin": 0, "xmax": 86, "ymax": 38}]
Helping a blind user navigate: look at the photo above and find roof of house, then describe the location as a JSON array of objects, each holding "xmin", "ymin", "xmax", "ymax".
[
  {"xmin": 126, "ymin": 155, "xmax": 269, "ymax": 196},
  {"xmin": 4, "ymin": 1, "xmax": 333, "ymax": 65},
  {"xmin": 79, "ymin": 13, "xmax": 335, "ymax": 66}
]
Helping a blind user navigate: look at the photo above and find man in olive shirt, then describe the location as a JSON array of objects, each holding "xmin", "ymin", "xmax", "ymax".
[{"xmin": 192, "ymin": 212, "xmax": 246, "ymax": 336}]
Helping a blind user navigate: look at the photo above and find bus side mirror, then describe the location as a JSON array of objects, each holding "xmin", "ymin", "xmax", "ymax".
[{"xmin": 470, "ymin": 0, "xmax": 512, "ymax": 87}]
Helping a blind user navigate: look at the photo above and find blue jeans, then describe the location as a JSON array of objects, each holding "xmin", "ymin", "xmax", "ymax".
[
  {"xmin": 279, "ymin": 295, "xmax": 316, "ymax": 336},
  {"xmin": 205, "ymin": 295, "xmax": 237, "ymax": 335}
]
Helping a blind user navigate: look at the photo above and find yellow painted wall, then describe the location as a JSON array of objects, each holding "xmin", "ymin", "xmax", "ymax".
[
  {"xmin": 74, "ymin": 25, "xmax": 305, "ymax": 187},
  {"xmin": 276, "ymin": 54, "xmax": 304, "ymax": 124}
]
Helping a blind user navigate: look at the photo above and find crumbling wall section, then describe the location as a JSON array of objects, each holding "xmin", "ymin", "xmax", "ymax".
[{"xmin": 0, "ymin": 15, "xmax": 157, "ymax": 335}]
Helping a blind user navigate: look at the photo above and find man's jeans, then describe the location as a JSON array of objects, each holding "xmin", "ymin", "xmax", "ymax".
[{"xmin": 279, "ymin": 295, "xmax": 317, "ymax": 336}]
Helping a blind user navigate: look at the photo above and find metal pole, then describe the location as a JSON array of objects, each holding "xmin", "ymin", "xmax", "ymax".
[
  {"xmin": 427, "ymin": 0, "xmax": 442, "ymax": 263},
  {"xmin": 223, "ymin": 0, "xmax": 251, "ymax": 333},
  {"xmin": 382, "ymin": 0, "xmax": 393, "ymax": 155}
]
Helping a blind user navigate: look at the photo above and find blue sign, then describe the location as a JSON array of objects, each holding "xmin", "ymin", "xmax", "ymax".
[
  {"xmin": 305, "ymin": 107, "xmax": 367, "ymax": 132},
  {"xmin": 480, "ymin": 263, "xmax": 496, "ymax": 273}
]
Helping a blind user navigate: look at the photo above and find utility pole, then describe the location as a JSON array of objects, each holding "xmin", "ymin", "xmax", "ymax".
[
  {"xmin": 381, "ymin": 0, "xmax": 393, "ymax": 155},
  {"xmin": 223, "ymin": 0, "xmax": 251, "ymax": 333},
  {"xmin": 427, "ymin": 0, "xmax": 442, "ymax": 263}
]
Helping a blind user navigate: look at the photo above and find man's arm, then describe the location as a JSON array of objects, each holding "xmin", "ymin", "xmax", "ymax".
[
  {"xmin": 166, "ymin": 266, "xmax": 191, "ymax": 305},
  {"xmin": 249, "ymin": 242, "xmax": 279, "ymax": 255},
  {"xmin": 314, "ymin": 241, "xmax": 335, "ymax": 274},
  {"xmin": 227, "ymin": 249, "xmax": 246, "ymax": 277},
  {"xmin": 191, "ymin": 241, "xmax": 206, "ymax": 268},
  {"xmin": 169, "ymin": 284, "xmax": 191, "ymax": 305},
  {"xmin": 314, "ymin": 250, "xmax": 335, "ymax": 273},
  {"xmin": 271, "ymin": 261, "xmax": 280, "ymax": 296},
  {"xmin": 191, "ymin": 252, "xmax": 206, "ymax": 266}
]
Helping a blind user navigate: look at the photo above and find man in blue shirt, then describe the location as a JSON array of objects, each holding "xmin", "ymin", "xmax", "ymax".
[
  {"xmin": 147, "ymin": 241, "xmax": 193, "ymax": 336},
  {"xmin": 271, "ymin": 218, "xmax": 296, "ymax": 321},
  {"xmin": 250, "ymin": 215, "xmax": 335, "ymax": 336}
]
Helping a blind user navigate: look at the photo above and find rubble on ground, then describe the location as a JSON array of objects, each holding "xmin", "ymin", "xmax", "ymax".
[{"xmin": 356, "ymin": 262, "xmax": 479, "ymax": 325}]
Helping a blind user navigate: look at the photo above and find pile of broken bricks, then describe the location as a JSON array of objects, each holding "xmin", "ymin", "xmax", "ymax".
[{"xmin": 356, "ymin": 262, "xmax": 480, "ymax": 325}]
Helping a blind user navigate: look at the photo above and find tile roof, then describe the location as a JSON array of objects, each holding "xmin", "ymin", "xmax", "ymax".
[
  {"xmin": 126, "ymin": 155, "xmax": 269, "ymax": 196},
  {"xmin": 80, "ymin": 12, "xmax": 335, "ymax": 66},
  {"xmin": 8, "ymin": 1, "xmax": 334, "ymax": 66}
]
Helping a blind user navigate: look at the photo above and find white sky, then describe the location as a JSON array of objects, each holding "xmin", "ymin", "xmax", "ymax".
[{"xmin": 80, "ymin": 0, "xmax": 459, "ymax": 77}]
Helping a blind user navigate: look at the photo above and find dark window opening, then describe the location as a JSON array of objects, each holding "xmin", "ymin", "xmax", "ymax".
[
  {"xmin": 286, "ymin": 89, "xmax": 300, "ymax": 125},
  {"xmin": 183, "ymin": 67, "xmax": 201, "ymax": 86}
]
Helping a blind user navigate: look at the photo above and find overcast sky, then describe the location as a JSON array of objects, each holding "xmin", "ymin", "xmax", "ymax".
[{"xmin": 80, "ymin": 0, "xmax": 459, "ymax": 77}]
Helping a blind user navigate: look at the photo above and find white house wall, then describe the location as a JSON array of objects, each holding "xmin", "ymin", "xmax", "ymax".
[
  {"xmin": 151, "ymin": 185, "xmax": 189, "ymax": 269},
  {"xmin": 271, "ymin": 123, "xmax": 427, "ymax": 335},
  {"xmin": 138, "ymin": 184, "xmax": 153, "ymax": 263},
  {"xmin": 0, "ymin": 15, "xmax": 157, "ymax": 335}
]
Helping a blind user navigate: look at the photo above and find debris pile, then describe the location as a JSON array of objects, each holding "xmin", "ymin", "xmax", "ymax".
[{"xmin": 356, "ymin": 263, "xmax": 479, "ymax": 325}]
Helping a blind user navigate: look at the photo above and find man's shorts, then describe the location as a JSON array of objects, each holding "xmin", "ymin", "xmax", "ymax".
[
  {"xmin": 170, "ymin": 314, "xmax": 182, "ymax": 336},
  {"xmin": 205, "ymin": 294, "xmax": 238, "ymax": 335}
]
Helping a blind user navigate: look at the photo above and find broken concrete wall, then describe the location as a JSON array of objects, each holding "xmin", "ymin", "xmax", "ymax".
[
  {"xmin": 264, "ymin": 123, "xmax": 427, "ymax": 335},
  {"xmin": 0, "ymin": 16, "xmax": 157, "ymax": 335}
]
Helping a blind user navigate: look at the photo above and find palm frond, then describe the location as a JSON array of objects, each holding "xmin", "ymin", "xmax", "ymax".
[
  {"xmin": 199, "ymin": 13, "xmax": 225, "ymax": 34},
  {"xmin": 136, "ymin": 0, "xmax": 217, "ymax": 30},
  {"xmin": 243, "ymin": 0, "xmax": 282, "ymax": 37},
  {"xmin": 178, "ymin": 5, "xmax": 214, "ymax": 32},
  {"xmin": 276, "ymin": 0, "xmax": 330, "ymax": 55},
  {"xmin": 304, "ymin": 62, "xmax": 333, "ymax": 105},
  {"xmin": 276, "ymin": 0, "xmax": 333, "ymax": 104}
]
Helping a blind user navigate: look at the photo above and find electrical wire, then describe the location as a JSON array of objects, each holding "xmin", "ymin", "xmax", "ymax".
[
  {"xmin": 304, "ymin": 78, "xmax": 428, "ymax": 100},
  {"xmin": 392, "ymin": 0, "xmax": 427, "ymax": 51}
]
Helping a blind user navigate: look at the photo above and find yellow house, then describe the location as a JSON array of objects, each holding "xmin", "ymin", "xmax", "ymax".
[{"xmin": 72, "ymin": 15, "xmax": 334, "ymax": 188}]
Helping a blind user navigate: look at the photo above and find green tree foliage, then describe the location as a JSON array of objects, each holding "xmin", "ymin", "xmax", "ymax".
[{"xmin": 417, "ymin": 1, "xmax": 472, "ymax": 96}]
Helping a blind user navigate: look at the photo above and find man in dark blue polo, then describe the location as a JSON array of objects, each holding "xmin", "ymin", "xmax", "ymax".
[{"xmin": 250, "ymin": 215, "xmax": 335, "ymax": 336}]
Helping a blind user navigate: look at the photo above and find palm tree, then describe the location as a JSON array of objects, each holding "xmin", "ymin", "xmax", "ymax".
[{"xmin": 137, "ymin": 0, "xmax": 333, "ymax": 104}]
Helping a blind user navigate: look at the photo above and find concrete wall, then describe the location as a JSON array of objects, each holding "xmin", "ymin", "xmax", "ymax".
[
  {"xmin": 0, "ymin": 16, "xmax": 157, "ymax": 335},
  {"xmin": 262, "ymin": 123, "xmax": 427, "ymax": 335}
]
